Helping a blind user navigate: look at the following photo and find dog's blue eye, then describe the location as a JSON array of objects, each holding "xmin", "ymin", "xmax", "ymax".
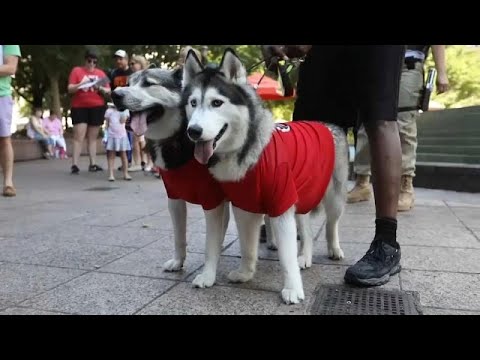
[
  {"xmin": 212, "ymin": 100, "xmax": 223, "ymax": 107},
  {"xmin": 190, "ymin": 99, "xmax": 197, "ymax": 107}
]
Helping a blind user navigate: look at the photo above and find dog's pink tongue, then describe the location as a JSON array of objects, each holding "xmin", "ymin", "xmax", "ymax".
[
  {"xmin": 130, "ymin": 112, "xmax": 148, "ymax": 136},
  {"xmin": 194, "ymin": 140, "xmax": 215, "ymax": 165}
]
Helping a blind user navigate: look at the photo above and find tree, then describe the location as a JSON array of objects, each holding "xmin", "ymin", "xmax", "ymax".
[{"xmin": 13, "ymin": 45, "xmax": 98, "ymax": 117}]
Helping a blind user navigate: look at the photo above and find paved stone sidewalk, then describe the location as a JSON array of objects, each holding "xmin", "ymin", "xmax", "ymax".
[{"xmin": 0, "ymin": 158, "xmax": 479, "ymax": 315}]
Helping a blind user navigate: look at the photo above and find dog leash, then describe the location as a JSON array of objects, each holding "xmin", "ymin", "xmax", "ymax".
[
  {"xmin": 247, "ymin": 59, "xmax": 283, "ymax": 90},
  {"xmin": 247, "ymin": 57, "xmax": 303, "ymax": 91}
]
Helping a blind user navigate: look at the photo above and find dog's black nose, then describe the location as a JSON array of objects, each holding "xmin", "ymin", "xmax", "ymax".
[
  {"xmin": 187, "ymin": 125, "xmax": 203, "ymax": 141},
  {"xmin": 111, "ymin": 92, "xmax": 126, "ymax": 111},
  {"xmin": 111, "ymin": 91, "xmax": 123, "ymax": 102}
]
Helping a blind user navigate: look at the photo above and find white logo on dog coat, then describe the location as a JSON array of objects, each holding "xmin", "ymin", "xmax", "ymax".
[{"xmin": 275, "ymin": 123, "xmax": 291, "ymax": 133}]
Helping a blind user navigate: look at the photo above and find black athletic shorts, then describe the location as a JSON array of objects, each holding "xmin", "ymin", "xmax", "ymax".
[
  {"xmin": 292, "ymin": 45, "xmax": 405, "ymax": 129},
  {"xmin": 71, "ymin": 106, "xmax": 107, "ymax": 127}
]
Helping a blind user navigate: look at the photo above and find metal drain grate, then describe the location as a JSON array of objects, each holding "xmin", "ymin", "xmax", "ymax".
[
  {"xmin": 84, "ymin": 186, "xmax": 120, "ymax": 192},
  {"xmin": 310, "ymin": 285, "xmax": 422, "ymax": 315}
]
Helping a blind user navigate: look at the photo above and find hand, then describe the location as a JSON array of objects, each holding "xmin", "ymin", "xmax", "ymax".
[
  {"xmin": 436, "ymin": 72, "xmax": 449, "ymax": 94},
  {"xmin": 261, "ymin": 45, "xmax": 311, "ymax": 68},
  {"xmin": 80, "ymin": 77, "xmax": 92, "ymax": 85},
  {"xmin": 261, "ymin": 45, "xmax": 288, "ymax": 70}
]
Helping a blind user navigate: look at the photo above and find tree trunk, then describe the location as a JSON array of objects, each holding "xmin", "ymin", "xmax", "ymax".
[{"xmin": 49, "ymin": 74, "xmax": 61, "ymax": 117}]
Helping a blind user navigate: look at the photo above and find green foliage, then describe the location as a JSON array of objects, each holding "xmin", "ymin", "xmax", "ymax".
[{"xmin": 425, "ymin": 45, "xmax": 480, "ymax": 108}]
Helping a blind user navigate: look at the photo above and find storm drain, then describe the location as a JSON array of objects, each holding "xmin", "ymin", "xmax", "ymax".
[
  {"xmin": 310, "ymin": 285, "xmax": 422, "ymax": 315},
  {"xmin": 84, "ymin": 186, "xmax": 120, "ymax": 192}
]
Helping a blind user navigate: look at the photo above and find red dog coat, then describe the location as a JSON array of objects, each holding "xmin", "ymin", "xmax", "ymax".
[{"xmin": 220, "ymin": 121, "xmax": 335, "ymax": 217}]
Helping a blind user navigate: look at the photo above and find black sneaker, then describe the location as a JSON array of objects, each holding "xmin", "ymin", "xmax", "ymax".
[
  {"xmin": 88, "ymin": 164, "xmax": 103, "ymax": 172},
  {"xmin": 344, "ymin": 237, "xmax": 401, "ymax": 287},
  {"xmin": 71, "ymin": 165, "xmax": 80, "ymax": 174}
]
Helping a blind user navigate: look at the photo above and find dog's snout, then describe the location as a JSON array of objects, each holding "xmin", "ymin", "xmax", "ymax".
[{"xmin": 187, "ymin": 125, "xmax": 203, "ymax": 141}]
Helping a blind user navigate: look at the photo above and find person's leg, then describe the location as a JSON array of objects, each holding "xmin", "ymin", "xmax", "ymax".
[
  {"xmin": 344, "ymin": 45, "xmax": 404, "ymax": 287},
  {"xmin": 107, "ymin": 150, "xmax": 115, "ymax": 181},
  {"xmin": 366, "ymin": 121, "xmax": 402, "ymax": 219},
  {"xmin": 134, "ymin": 135, "xmax": 141, "ymax": 164},
  {"xmin": 397, "ymin": 63, "xmax": 424, "ymax": 211},
  {"xmin": 128, "ymin": 134, "xmax": 143, "ymax": 171},
  {"xmin": 139, "ymin": 135, "xmax": 148, "ymax": 167},
  {"xmin": 0, "ymin": 96, "xmax": 15, "ymax": 195},
  {"xmin": 86, "ymin": 106, "xmax": 106, "ymax": 171},
  {"xmin": 348, "ymin": 124, "xmax": 373, "ymax": 203},
  {"xmin": 87, "ymin": 125, "xmax": 100, "ymax": 168},
  {"xmin": 0, "ymin": 136, "xmax": 14, "ymax": 186},
  {"xmin": 126, "ymin": 131, "xmax": 133, "ymax": 167},
  {"xmin": 120, "ymin": 151, "xmax": 131, "ymax": 180},
  {"xmin": 57, "ymin": 136, "xmax": 67, "ymax": 152},
  {"xmin": 72, "ymin": 124, "xmax": 87, "ymax": 170},
  {"xmin": 47, "ymin": 138, "xmax": 55, "ymax": 157}
]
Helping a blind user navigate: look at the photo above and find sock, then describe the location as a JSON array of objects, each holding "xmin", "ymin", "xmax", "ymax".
[{"xmin": 375, "ymin": 217, "xmax": 398, "ymax": 248}]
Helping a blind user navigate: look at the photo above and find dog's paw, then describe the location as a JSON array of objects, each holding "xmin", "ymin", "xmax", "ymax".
[
  {"xmin": 163, "ymin": 258, "xmax": 184, "ymax": 272},
  {"xmin": 266, "ymin": 241, "xmax": 278, "ymax": 251},
  {"xmin": 228, "ymin": 269, "xmax": 254, "ymax": 283},
  {"xmin": 281, "ymin": 287, "xmax": 305, "ymax": 305},
  {"xmin": 192, "ymin": 272, "xmax": 216, "ymax": 288},
  {"xmin": 328, "ymin": 247, "xmax": 345, "ymax": 260},
  {"xmin": 297, "ymin": 255, "xmax": 312, "ymax": 270}
]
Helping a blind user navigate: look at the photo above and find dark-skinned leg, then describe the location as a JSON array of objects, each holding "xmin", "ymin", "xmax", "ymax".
[{"xmin": 345, "ymin": 120, "xmax": 402, "ymax": 286}]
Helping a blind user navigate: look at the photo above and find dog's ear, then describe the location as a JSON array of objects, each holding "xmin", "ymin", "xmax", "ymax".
[
  {"xmin": 182, "ymin": 50, "xmax": 203, "ymax": 88},
  {"xmin": 220, "ymin": 48, "xmax": 247, "ymax": 85}
]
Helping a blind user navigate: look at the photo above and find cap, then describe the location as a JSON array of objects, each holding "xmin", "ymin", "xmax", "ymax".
[{"xmin": 114, "ymin": 49, "xmax": 127, "ymax": 58}]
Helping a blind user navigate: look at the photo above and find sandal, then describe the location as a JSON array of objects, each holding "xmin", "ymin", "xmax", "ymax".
[{"xmin": 2, "ymin": 186, "xmax": 16, "ymax": 197}]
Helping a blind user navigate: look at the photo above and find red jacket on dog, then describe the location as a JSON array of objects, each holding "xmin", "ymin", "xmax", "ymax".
[
  {"xmin": 160, "ymin": 158, "xmax": 225, "ymax": 211},
  {"xmin": 221, "ymin": 121, "xmax": 335, "ymax": 217}
]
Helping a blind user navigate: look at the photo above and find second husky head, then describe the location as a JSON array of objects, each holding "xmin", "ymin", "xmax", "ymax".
[
  {"xmin": 112, "ymin": 68, "xmax": 183, "ymax": 141},
  {"xmin": 182, "ymin": 49, "xmax": 266, "ymax": 165}
]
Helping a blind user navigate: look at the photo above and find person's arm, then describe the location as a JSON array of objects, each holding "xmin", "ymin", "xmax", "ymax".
[
  {"xmin": 431, "ymin": 45, "xmax": 449, "ymax": 94},
  {"xmin": 95, "ymin": 70, "xmax": 112, "ymax": 95},
  {"xmin": 67, "ymin": 68, "xmax": 92, "ymax": 94},
  {"xmin": 68, "ymin": 78, "xmax": 92, "ymax": 94},
  {"xmin": 31, "ymin": 117, "xmax": 47, "ymax": 136},
  {"xmin": 96, "ymin": 85, "xmax": 111, "ymax": 95},
  {"xmin": 0, "ymin": 55, "xmax": 19, "ymax": 76}
]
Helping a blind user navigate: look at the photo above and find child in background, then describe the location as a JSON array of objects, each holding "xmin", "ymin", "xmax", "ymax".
[
  {"xmin": 43, "ymin": 110, "xmax": 67, "ymax": 158},
  {"xmin": 27, "ymin": 107, "xmax": 54, "ymax": 159},
  {"xmin": 104, "ymin": 103, "xmax": 132, "ymax": 182}
]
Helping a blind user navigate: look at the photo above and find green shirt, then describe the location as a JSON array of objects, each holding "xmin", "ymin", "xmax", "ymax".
[{"xmin": 0, "ymin": 45, "xmax": 21, "ymax": 97}]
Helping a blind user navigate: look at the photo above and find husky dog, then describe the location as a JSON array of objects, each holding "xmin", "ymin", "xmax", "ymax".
[
  {"xmin": 112, "ymin": 68, "xmax": 230, "ymax": 288},
  {"xmin": 182, "ymin": 49, "xmax": 348, "ymax": 304}
]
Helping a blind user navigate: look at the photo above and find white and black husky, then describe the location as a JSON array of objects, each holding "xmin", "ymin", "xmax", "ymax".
[
  {"xmin": 182, "ymin": 49, "xmax": 349, "ymax": 304},
  {"xmin": 112, "ymin": 68, "xmax": 230, "ymax": 288}
]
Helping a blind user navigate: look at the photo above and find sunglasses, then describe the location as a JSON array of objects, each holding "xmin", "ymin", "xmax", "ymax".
[{"xmin": 87, "ymin": 58, "xmax": 98, "ymax": 64}]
